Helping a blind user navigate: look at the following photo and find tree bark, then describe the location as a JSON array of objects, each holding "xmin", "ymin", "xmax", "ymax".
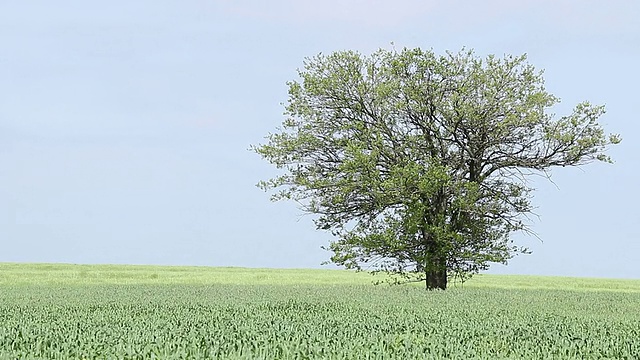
[
  {"xmin": 421, "ymin": 221, "xmax": 448, "ymax": 290},
  {"xmin": 425, "ymin": 256, "xmax": 447, "ymax": 290}
]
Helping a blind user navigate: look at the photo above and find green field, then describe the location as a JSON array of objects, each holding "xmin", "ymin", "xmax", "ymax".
[{"xmin": 1, "ymin": 263, "xmax": 639, "ymax": 359}]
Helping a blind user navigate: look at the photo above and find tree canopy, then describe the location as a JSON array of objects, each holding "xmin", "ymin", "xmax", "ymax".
[{"xmin": 253, "ymin": 48, "xmax": 620, "ymax": 289}]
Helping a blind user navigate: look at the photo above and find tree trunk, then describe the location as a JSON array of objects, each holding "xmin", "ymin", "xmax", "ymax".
[
  {"xmin": 425, "ymin": 256, "xmax": 447, "ymax": 290},
  {"xmin": 422, "ymin": 225, "xmax": 448, "ymax": 290},
  {"xmin": 421, "ymin": 225, "xmax": 448, "ymax": 290}
]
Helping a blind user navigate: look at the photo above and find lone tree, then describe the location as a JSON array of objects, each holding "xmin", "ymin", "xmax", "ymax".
[{"xmin": 253, "ymin": 48, "xmax": 620, "ymax": 290}]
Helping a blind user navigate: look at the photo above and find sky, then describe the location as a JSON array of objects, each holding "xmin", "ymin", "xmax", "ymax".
[{"xmin": 1, "ymin": 0, "xmax": 638, "ymax": 279}]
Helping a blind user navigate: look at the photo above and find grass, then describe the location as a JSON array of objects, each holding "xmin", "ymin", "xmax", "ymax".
[
  {"xmin": 1, "ymin": 262, "xmax": 639, "ymax": 291},
  {"xmin": 0, "ymin": 263, "xmax": 375, "ymax": 286},
  {"xmin": 1, "ymin": 263, "xmax": 639, "ymax": 359}
]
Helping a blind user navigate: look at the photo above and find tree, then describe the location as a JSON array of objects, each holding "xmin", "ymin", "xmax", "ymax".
[{"xmin": 252, "ymin": 48, "xmax": 620, "ymax": 290}]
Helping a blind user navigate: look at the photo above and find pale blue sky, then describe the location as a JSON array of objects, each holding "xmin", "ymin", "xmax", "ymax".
[{"xmin": 1, "ymin": 0, "xmax": 638, "ymax": 278}]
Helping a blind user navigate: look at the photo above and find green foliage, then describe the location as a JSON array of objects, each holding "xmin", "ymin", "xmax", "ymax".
[
  {"xmin": 253, "ymin": 47, "xmax": 620, "ymax": 289},
  {"xmin": 1, "ymin": 265, "xmax": 639, "ymax": 359}
]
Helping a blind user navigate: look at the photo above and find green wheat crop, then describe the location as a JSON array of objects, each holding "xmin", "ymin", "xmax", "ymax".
[{"xmin": 0, "ymin": 263, "xmax": 638, "ymax": 359}]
